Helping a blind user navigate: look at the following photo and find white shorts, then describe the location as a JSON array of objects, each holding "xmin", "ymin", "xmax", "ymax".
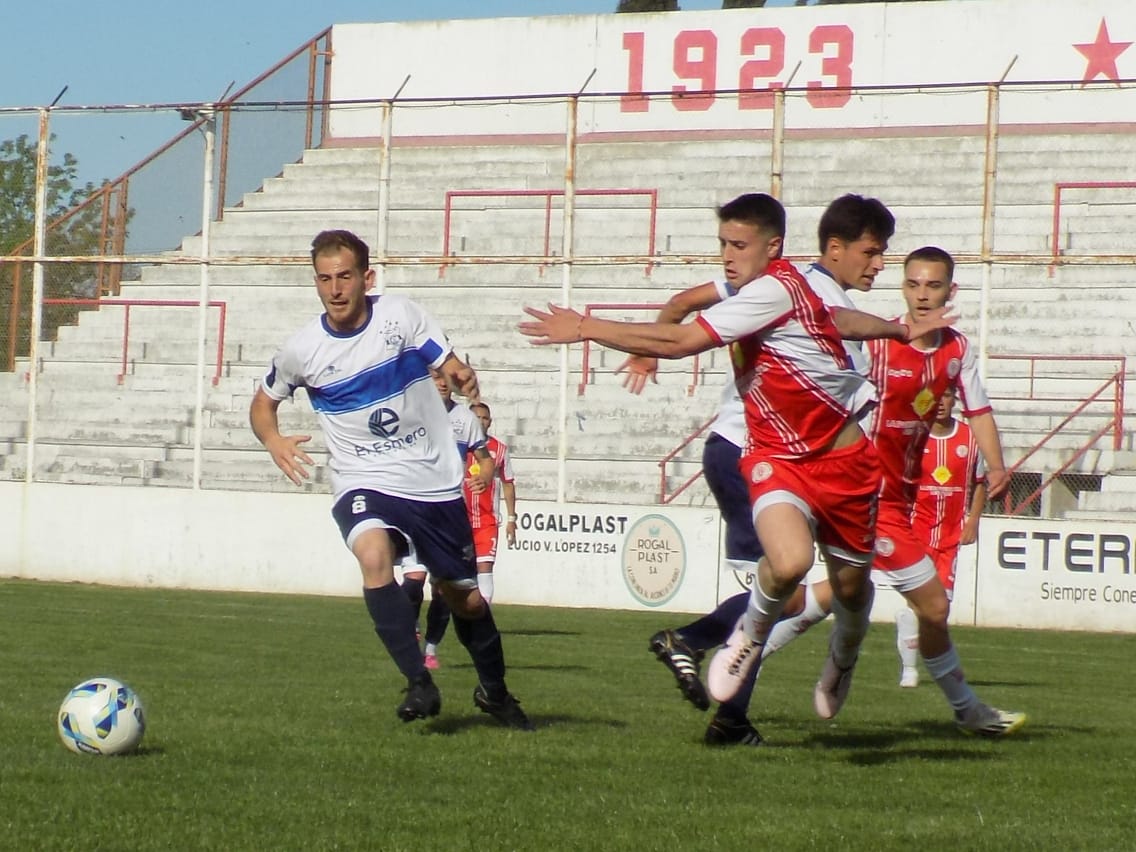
[{"xmin": 871, "ymin": 555, "xmax": 936, "ymax": 595}]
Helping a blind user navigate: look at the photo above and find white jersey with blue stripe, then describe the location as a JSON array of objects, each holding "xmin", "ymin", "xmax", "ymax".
[
  {"xmin": 261, "ymin": 294, "xmax": 463, "ymax": 503},
  {"xmin": 446, "ymin": 402, "xmax": 487, "ymax": 459}
]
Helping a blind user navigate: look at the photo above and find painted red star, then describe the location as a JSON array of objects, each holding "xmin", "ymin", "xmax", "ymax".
[{"xmin": 1074, "ymin": 18, "xmax": 1132, "ymax": 85}]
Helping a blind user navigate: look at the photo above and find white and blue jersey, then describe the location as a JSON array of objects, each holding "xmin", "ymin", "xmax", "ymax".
[
  {"xmin": 261, "ymin": 294, "xmax": 463, "ymax": 503},
  {"xmin": 445, "ymin": 401, "xmax": 487, "ymax": 460}
]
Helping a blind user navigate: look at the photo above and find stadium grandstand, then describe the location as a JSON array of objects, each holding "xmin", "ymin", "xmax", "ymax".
[{"xmin": 1, "ymin": 0, "xmax": 1134, "ymax": 629}]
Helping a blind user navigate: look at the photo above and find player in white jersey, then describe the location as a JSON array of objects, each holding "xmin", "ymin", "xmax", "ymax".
[{"xmin": 250, "ymin": 229, "xmax": 531, "ymax": 730}]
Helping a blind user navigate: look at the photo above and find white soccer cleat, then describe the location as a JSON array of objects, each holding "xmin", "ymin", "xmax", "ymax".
[
  {"xmin": 814, "ymin": 642, "xmax": 858, "ymax": 719},
  {"xmin": 955, "ymin": 702, "xmax": 1027, "ymax": 738},
  {"xmin": 706, "ymin": 621, "xmax": 762, "ymax": 703},
  {"xmin": 899, "ymin": 667, "xmax": 919, "ymax": 689}
]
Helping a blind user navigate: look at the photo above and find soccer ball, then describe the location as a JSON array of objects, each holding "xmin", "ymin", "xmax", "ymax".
[{"xmin": 57, "ymin": 677, "xmax": 146, "ymax": 756}]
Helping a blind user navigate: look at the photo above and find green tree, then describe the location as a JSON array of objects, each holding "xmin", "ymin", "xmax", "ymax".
[
  {"xmin": 0, "ymin": 134, "xmax": 115, "ymax": 366},
  {"xmin": 617, "ymin": 0, "xmax": 680, "ymax": 11},
  {"xmin": 722, "ymin": 0, "xmax": 769, "ymax": 7}
]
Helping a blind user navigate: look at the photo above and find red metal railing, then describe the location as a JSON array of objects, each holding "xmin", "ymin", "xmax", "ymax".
[
  {"xmin": 576, "ymin": 302, "xmax": 702, "ymax": 396},
  {"xmin": 658, "ymin": 414, "xmax": 717, "ymax": 504},
  {"xmin": 1050, "ymin": 180, "xmax": 1136, "ymax": 272},
  {"xmin": 994, "ymin": 354, "xmax": 1126, "ymax": 515},
  {"xmin": 4, "ymin": 28, "xmax": 331, "ymax": 372},
  {"xmin": 655, "ymin": 353, "xmax": 1127, "ymax": 510},
  {"xmin": 38, "ymin": 298, "xmax": 228, "ymax": 386},
  {"xmin": 440, "ymin": 188, "xmax": 658, "ymax": 275}
]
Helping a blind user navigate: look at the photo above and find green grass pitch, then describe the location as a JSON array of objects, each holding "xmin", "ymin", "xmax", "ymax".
[{"xmin": 2, "ymin": 578, "xmax": 1133, "ymax": 850}]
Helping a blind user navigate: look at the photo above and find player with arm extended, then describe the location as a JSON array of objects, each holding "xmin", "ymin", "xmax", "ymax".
[
  {"xmin": 462, "ymin": 402, "xmax": 517, "ymax": 604},
  {"xmin": 522, "ymin": 192, "xmax": 883, "ymax": 732},
  {"xmin": 249, "ymin": 229, "xmax": 531, "ymax": 730},
  {"xmin": 896, "ymin": 383, "xmax": 988, "ymax": 687},
  {"xmin": 625, "ymin": 195, "xmax": 929, "ymax": 744},
  {"xmin": 752, "ymin": 247, "xmax": 1023, "ymax": 737},
  {"xmin": 413, "ymin": 371, "xmax": 495, "ymax": 671}
]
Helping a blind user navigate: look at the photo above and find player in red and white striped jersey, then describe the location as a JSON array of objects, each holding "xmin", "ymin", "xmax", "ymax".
[
  {"xmin": 895, "ymin": 386, "xmax": 988, "ymax": 684},
  {"xmin": 912, "ymin": 385, "xmax": 986, "ymax": 587},
  {"xmin": 758, "ymin": 247, "xmax": 1024, "ymax": 737},
  {"xmin": 522, "ymin": 193, "xmax": 883, "ymax": 721},
  {"xmin": 462, "ymin": 402, "xmax": 518, "ymax": 604}
]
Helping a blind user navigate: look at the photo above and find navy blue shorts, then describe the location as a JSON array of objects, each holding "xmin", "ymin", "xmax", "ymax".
[
  {"xmin": 702, "ymin": 433, "xmax": 764, "ymax": 566},
  {"xmin": 331, "ymin": 489, "xmax": 477, "ymax": 585}
]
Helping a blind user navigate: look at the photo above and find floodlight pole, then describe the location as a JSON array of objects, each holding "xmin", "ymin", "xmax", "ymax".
[
  {"xmin": 979, "ymin": 56, "xmax": 1017, "ymax": 382},
  {"xmin": 375, "ymin": 75, "xmax": 410, "ymax": 295},
  {"xmin": 192, "ymin": 106, "xmax": 216, "ymax": 490},
  {"xmin": 556, "ymin": 71, "xmax": 594, "ymax": 503},
  {"xmin": 24, "ymin": 108, "xmax": 51, "ymax": 483}
]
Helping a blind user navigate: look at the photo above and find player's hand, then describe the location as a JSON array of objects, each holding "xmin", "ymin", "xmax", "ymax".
[
  {"xmin": 266, "ymin": 434, "xmax": 314, "ymax": 486},
  {"xmin": 960, "ymin": 521, "xmax": 980, "ymax": 546},
  {"xmin": 904, "ymin": 305, "xmax": 957, "ymax": 341},
  {"xmin": 465, "ymin": 475, "xmax": 487, "ymax": 494},
  {"xmin": 984, "ymin": 468, "xmax": 1009, "ymax": 500},
  {"xmin": 615, "ymin": 355, "xmax": 658, "ymax": 395},
  {"xmin": 451, "ymin": 362, "xmax": 481, "ymax": 405},
  {"xmin": 519, "ymin": 304, "xmax": 584, "ymax": 345},
  {"xmin": 506, "ymin": 519, "xmax": 517, "ymax": 547}
]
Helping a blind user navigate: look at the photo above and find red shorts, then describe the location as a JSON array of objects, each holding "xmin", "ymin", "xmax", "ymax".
[
  {"xmin": 471, "ymin": 525, "xmax": 499, "ymax": 563},
  {"xmin": 739, "ymin": 436, "xmax": 881, "ymax": 565},
  {"xmin": 872, "ymin": 497, "xmax": 931, "ymax": 572},
  {"xmin": 927, "ymin": 545, "xmax": 958, "ymax": 593}
]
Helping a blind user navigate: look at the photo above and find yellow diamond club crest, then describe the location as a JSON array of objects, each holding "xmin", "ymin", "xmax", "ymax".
[
  {"xmin": 932, "ymin": 464, "xmax": 951, "ymax": 485},
  {"xmin": 913, "ymin": 387, "xmax": 936, "ymax": 417}
]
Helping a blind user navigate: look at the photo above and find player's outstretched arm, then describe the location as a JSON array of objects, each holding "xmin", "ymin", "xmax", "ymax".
[
  {"xmin": 249, "ymin": 389, "xmax": 314, "ymax": 486},
  {"xmin": 520, "ymin": 304, "xmax": 715, "ymax": 359},
  {"xmin": 830, "ymin": 304, "xmax": 956, "ymax": 343},
  {"xmin": 616, "ymin": 281, "xmax": 725, "ymax": 394}
]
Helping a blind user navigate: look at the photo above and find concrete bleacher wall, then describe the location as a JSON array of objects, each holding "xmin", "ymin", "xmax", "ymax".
[
  {"xmin": 4, "ymin": 127, "xmax": 1136, "ymax": 512},
  {"xmin": 4, "ymin": 0, "xmax": 1136, "ymax": 521}
]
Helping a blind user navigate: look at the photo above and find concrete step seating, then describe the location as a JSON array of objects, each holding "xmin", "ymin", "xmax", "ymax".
[{"xmin": 6, "ymin": 134, "xmax": 1136, "ymax": 510}]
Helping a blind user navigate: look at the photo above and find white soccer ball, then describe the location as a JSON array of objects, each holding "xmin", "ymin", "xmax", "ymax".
[{"xmin": 57, "ymin": 677, "xmax": 146, "ymax": 756}]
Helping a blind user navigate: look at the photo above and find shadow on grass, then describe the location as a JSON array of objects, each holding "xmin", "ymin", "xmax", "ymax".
[
  {"xmin": 427, "ymin": 661, "xmax": 590, "ymax": 673},
  {"xmin": 502, "ymin": 628, "xmax": 582, "ymax": 637},
  {"xmin": 796, "ymin": 719, "xmax": 1051, "ymax": 763},
  {"xmin": 422, "ymin": 713, "xmax": 628, "ymax": 736}
]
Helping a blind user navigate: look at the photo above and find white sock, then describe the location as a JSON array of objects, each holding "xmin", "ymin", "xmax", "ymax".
[
  {"xmin": 743, "ymin": 576, "xmax": 787, "ymax": 645},
  {"xmin": 895, "ymin": 608, "xmax": 919, "ymax": 670},
  {"xmin": 923, "ymin": 644, "xmax": 978, "ymax": 713},
  {"xmin": 829, "ymin": 584, "xmax": 874, "ymax": 669},
  {"xmin": 424, "ymin": 642, "xmax": 438, "ymax": 656},
  {"xmin": 763, "ymin": 583, "xmax": 830, "ymax": 659},
  {"xmin": 477, "ymin": 572, "xmax": 494, "ymax": 603}
]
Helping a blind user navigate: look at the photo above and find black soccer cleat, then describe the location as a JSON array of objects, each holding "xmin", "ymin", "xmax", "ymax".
[
  {"xmin": 703, "ymin": 712, "xmax": 764, "ymax": 747},
  {"xmin": 397, "ymin": 672, "xmax": 441, "ymax": 722},
  {"xmin": 473, "ymin": 684, "xmax": 535, "ymax": 731},
  {"xmin": 648, "ymin": 629, "xmax": 710, "ymax": 711}
]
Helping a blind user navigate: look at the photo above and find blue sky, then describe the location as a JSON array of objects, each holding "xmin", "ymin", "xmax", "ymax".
[{"xmin": 0, "ymin": 0, "xmax": 803, "ymax": 186}]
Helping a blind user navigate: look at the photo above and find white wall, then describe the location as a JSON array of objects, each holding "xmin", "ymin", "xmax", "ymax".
[
  {"xmin": 327, "ymin": 0, "xmax": 1136, "ymax": 139},
  {"xmin": 2, "ymin": 482, "xmax": 1132, "ymax": 633}
]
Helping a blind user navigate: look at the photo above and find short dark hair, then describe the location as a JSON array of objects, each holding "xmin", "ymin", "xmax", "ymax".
[
  {"xmin": 904, "ymin": 245, "xmax": 955, "ymax": 281},
  {"xmin": 311, "ymin": 229, "xmax": 370, "ymax": 271},
  {"xmin": 817, "ymin": 194, "xmax": 895, "ymax": 254},
  {"xmin": 470, "ymin": 402, "xmax": 491, "ymax": 416},
  {"xmin": 716, "ymin": 193, "xmax": 786, "ymax": 239}
]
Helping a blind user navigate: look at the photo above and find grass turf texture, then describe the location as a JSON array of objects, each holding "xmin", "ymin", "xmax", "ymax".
[{"xmin": 2, "ymin": 578, "xmax": 1133, "ymax": 851}]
